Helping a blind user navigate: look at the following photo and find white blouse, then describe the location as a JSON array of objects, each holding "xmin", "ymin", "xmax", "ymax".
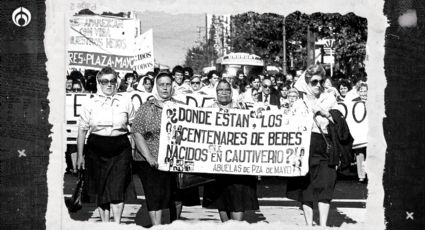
[
  {"xmin": 78, "ymin": 93, "xmax": 135, "ymax": 136},
  {"xmin": 303, "ymin": 92, "xmax": 337, "ymax": 134}
]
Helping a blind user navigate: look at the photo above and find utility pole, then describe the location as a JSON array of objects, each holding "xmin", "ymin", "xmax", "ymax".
[{"xmin": 282, "ymin": 16, "xmax": 287, "ymax": 75}]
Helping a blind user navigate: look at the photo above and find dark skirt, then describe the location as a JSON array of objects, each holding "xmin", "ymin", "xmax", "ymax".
[
  {"xmin": 133, "ymin": 161, "xmax": 172, "ymax": 211},
  {"xmin": 202, "ymin": 175, "xmax": 259, "ymax": 212},
  {"xmin": 286, "ymin": 133, "xmax": 337, "ymax": 203},
  {"xmin": 85, "ymin": 134, "xmax": 133, "ymax": 206}
]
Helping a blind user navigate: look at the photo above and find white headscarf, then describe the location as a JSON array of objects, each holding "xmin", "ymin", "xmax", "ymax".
[
  {"xmin": 293, "ymin": 71, "xmax": 316, "ymax": 97},
  {"xmin": 152, "ymin": 75, "xmax": 175, "ymax": 102}
]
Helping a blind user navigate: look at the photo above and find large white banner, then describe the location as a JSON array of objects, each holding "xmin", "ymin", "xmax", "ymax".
[
  {"xmin": 157, "ymin": 103, "xmax": 313, "ymax": 177},
  {"xmin": 68, "ymin": 15, "xmax": 154, "ymax": 74}
]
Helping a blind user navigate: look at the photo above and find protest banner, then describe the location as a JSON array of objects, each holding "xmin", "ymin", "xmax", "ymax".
[
  {"xmin": 128, "ymin": 90, "xmax": 155, "ymax": 111},
  {"xmin": 65, "ymin": 93, "xmax": 94, "ymax": 144},
  {"xmin": 157, "ymin": 103, "xmax": 313, "ymax": 177},
  {"xmin": 336, "ymin": 98, "xmax": 368, "ymax": 148},
  {"xmin": 68, "ymin": 15, "xmax": 154, "ymax": 75},
  {"xmin": 133, "ymin": 29, "xmax": 155, "ymax": 75}
]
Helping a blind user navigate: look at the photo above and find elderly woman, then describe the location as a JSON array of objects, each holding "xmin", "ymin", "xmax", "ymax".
[
  {"xmin": 76, "ymin": 67, "xmax": 135, "ymax": 223},
  {"xmin": 131, "ymin": 72, "xmax": 175, "ymax": 225},
  {"xmin": 202, "ymin": 80, "xmax": 259, "ymax": 222},
  {"xmin": 287, "ymin": 64, "xmax": 338, "ymax": 227}
]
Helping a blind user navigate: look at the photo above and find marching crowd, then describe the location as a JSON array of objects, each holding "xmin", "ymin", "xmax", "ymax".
[{"xmin": 65, "ymin": 64, "xmax": 368, "ymax": 226}]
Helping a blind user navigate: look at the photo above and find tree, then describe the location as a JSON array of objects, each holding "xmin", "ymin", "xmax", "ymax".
[
  {"xmin": 230, "ymin": 12, "xmax": 285, "ymax": 67},
  {"xmin": 184, "ymin": 25, "xmax": 219, "ymax": 74},
  {"xmin": 285, "ymin": 12, "xmax": 367, "ymax": 77}
]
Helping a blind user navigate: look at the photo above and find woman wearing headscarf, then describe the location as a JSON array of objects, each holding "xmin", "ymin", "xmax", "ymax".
[
  {"xmin": 132, "ymin": 72, "xmax": 199, "ymax": 225},
  {"xmin": 287, "ymin": 64, "xmax": 338, "ymax": 227},
  {"xmin": 76, "ymin": 67, "xmax": 135, "ymax": 223},
  {"xmin": 202, "ymin": 80, "xmax": 259, "ymax": 222},
  {"xmin": 131, "ymin": 72, "xmax": 175, "ymax": 225}
]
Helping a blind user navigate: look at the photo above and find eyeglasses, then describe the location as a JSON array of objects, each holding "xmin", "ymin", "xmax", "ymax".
[
  {"xmin": 99, "ymin": 79, "xmax": 117, "ymax": 85},
  {"xmin": 191, "ymin": 81, "xmax": 201, "ymax": 85},
  {"xmin": 310, "ymin": 79, "xmax": 325, "ymax": 86},
  {"xmin": 262, "ymin": 85, "xmax": 272, "ymax": 89}
]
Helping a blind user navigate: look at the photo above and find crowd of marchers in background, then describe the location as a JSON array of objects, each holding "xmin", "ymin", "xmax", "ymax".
[{"xmin": 66, "ymin": 65, "xmax": 368, "ymax": 106}]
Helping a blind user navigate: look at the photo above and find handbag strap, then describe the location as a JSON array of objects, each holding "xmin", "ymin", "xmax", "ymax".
[
  {"xmin": 302, "ymin": 99, "xmax": 331, "ymax": 146},
  {"xmin": 312, "ymin": 115, "xmax": 331, "ymax": 146}
]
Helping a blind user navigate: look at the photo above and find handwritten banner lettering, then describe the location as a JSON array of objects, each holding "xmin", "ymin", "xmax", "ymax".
[{"xmin": 157, "ymin": 103, "xmax": 313, "ymax": 177}]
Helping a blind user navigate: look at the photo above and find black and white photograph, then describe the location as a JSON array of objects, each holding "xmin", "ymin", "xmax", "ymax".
[{"xmin": 0, "ymin": 0, "xmax": 423, "ymax": 230}]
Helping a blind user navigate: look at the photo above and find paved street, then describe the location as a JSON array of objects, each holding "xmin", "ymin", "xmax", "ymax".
[{"xmin": 64, "ymin": 173, "xmax": 367, "ymax": 227}]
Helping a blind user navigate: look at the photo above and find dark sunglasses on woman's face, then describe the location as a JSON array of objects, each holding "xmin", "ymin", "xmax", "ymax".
[
  {"xmin": 99, "ymin": 79, "xmax": 117, "ymax": 85},
  {"xmin": 191, "ymin": 81, "xmax": 201, "ymax": 85},
  {"xmin": 310, "ymin": 79, "xmax": 325, "ymax": 86}
]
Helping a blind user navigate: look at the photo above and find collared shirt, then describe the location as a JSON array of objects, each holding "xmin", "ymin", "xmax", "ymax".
[{"xmin": 78, "ymin": 93, "xmax": 135, "ymax": 136}]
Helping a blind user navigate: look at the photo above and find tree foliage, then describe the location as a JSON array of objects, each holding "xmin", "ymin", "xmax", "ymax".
[
  {"xmin": 184, "ymin": 11, "xmax": 367, "ymax": 78},
  {"xmin": 230, "ymin": 11, "xmax": 367, "ymax": 77},
  {"xmin": 229, "ymin": 12, "xmax": 285, "ymax": 67},
  {"xmin": 184, "ymin": 32, "xmax": 218, "ymax": 74}
]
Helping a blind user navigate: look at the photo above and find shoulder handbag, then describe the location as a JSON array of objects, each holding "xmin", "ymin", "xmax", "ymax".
[
  {"xmin": 65, "ymin": 170, "xmax": 85, "ymax": 212},
  {"xmin": 312, "ymin": 115, "xmax": 334, "ymax": 156},
  {"xmin": 177, "ymin": 172, "xmax": 215, "ymax": 189}
]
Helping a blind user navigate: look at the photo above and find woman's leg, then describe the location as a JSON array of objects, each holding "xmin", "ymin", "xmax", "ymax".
[
  {"xmin": 175, "ymin": 201, "xmax": 183, "ymax": 219},
  {"xmin": 218, "ymin": 210, "xmax": 230, "ymax": 222},
  {"xmin": 110, "ymin": 202, "xmax": 124, "ymax": 224},
  {"xmin": 356, "ymin": 153, "xmax": 366, "ymax": 181},
  {"xmin": 148, "ymin": 210, "xmax": 163, "ymax": 225},
  {"xmin": 301, "ymin": 202, "xmax": 314, "ymax": 226},
  {"xmin": 230, "ymin": 211, "xmax": 244, "ymax": 221},
  {"xmin": 318, "ymin": 201, "xmax": 330, "ymax": 226},
  {"xmin": 98, "ymin": 203, "xmax": 110, "ymax": 222}
]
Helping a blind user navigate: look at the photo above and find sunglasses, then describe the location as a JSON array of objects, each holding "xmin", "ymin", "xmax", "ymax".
[
  {"xmin": 262, "ymin": 85, "xmax": 272, "ymax": 89},
  {"xmin": 310, "ymin": 79, "xmax": 325, "ymax": 86},
  {"xmin": 191, "ymin": 81, "xmax": 201, "ymax": 85},
  {"xmin": 99, "ymin": 79, "xmax": 117, "ymax": 85}
]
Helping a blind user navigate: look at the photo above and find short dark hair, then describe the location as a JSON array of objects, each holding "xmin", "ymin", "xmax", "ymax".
[
  {"xmin": 143, "ymin": 77, "xmax": 154, "ymax": 85},
  {"xmin": 124, "ymin": 73, "xmax": 135, "ymax": 82},
  {"xmin": 338, "ymin": 79, "xmax": 352, "ymax": 91},
  {"xmin": 172, "ymin": 65, "xmax": 184, "ymax": 75},
  {"xmin": 207, "ymin": 70, "xmax": 220, "ymax": 80},
  {"xmin": 183, "ymin": 67, "xmax": 193, "ymax": 77}
]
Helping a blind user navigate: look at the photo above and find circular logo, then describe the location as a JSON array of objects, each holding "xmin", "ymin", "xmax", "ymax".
[{"xmin": 12, "ymin": 7, "xmax": 31, "ymax": 27}]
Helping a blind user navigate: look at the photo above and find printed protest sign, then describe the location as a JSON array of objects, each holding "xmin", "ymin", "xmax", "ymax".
[
  {"xmin": 68, "ymin": 15, "xmax": 140, "ymax": 71},
  {"xmin": 157, "ymin": 103, "xmax": 313, "ymax": 177},
  {"xmin": 68, "ymin": 15, "xmax": 154, "ymax": 75}
]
